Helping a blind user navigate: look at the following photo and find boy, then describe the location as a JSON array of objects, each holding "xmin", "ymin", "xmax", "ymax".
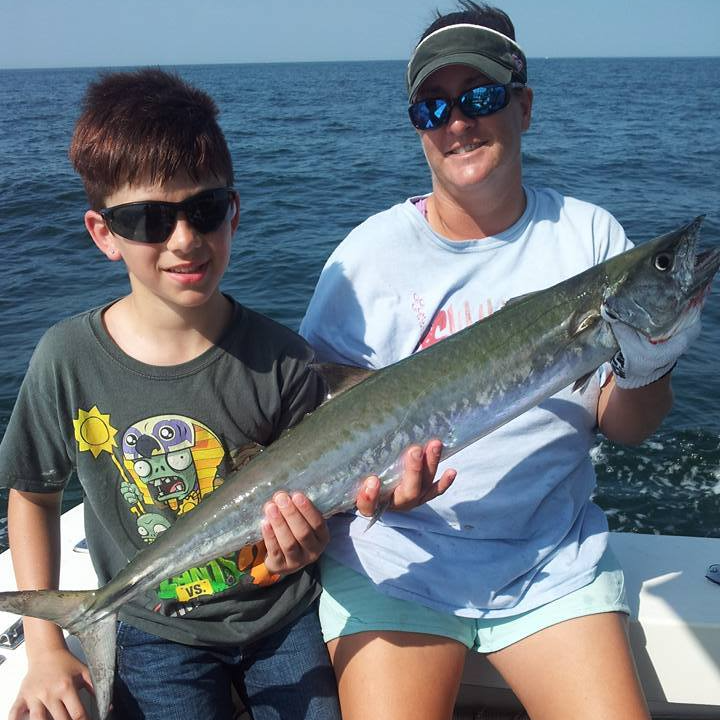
[{"xmin": 0, "ymin": 69, "xmax": 451, "ymax": 720}]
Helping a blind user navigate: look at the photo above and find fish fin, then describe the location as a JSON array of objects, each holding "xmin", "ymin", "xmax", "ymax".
[
  {"xmin": 74, "ymin": 613, "xmax": 117, "ymax": 720},
  {"xmin": 229, "ymin": 441, "xmax": 265, "ymax": 471},
  {"xmin": 503, "ymin": 290, "xmax": 541, "ymax": 307},
  {"xmin": 572, "ymin": 371, "xmax": 596, "ymax": 393},
  {"xmin": 311, "ymin": 362, "xmax": 374, "ymax": 400},
  {"xmin": 569, "ymin": 310, "xmax": 602, "ymax": 338},
  {"xmin": 363, "ymin": 496, "xmax": 393, "ymax": 532},
  {"xmin": 0, "ymin": 588, "xmax": 115, "ymax": 719},
  {"xmin": 0, "ymin": 588, "xmax": 96, "ymax": 626}
]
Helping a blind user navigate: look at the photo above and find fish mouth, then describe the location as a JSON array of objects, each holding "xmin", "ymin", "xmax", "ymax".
[
  {"xmin": 601, "ymin": 216, "xmax": 718, "ymax": 343},
  {"xmin": 650, "ymin": 246, "xmax": 720, "ymax": 343},
  {"xmin": 689, "ymin": 247, "xmax": 720, "ymax": 299}
]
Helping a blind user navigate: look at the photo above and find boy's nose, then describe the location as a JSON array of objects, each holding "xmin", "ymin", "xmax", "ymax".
[{"xmin": 166, "ymin": 215, "xmax": 202, "ymax": 252}]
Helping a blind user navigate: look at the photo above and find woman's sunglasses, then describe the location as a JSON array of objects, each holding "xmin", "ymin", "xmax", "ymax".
[
  {"xmin": 100, "ymin": 187, "xmax": 237, "ymax": 244},
  {"xmin": 408, "ymin": 82, "xmax": 524, "ymax": 131}
]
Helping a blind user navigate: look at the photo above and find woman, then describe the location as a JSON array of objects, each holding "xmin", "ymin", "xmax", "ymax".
[{"xmin": 301, "ymin": 3, "xmax": 701, "ymax": 720}]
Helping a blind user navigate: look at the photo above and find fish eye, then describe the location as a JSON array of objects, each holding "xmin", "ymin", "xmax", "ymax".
[{"xmin": 653, "ymin": 252, "xmax": 674, "ymax": 272}]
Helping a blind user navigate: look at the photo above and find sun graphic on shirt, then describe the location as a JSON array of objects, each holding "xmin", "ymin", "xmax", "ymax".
[{"xmin": 73, "ymin": 406, "xmax": 118, "ymax": 458}]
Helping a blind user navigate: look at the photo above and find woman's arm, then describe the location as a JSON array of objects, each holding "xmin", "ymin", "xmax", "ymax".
[{"xmin": 597, "ymin": 374, "xmax": 673, "ymax": 445}]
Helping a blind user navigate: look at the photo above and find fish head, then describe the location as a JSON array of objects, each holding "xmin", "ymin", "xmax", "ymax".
[{"xmin": 601, "ymin": 216, "xmax": 720, "ymax": 341}]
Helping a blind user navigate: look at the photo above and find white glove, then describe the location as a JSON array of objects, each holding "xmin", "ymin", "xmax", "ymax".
[{"xmin": 602, "ymin": 305, "xmax": 702, "ymax": 389}]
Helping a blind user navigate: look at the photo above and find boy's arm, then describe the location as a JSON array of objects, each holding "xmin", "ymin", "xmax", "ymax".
[{"xmin": 7, "ymin": 489, "xmax": 93, "ymax": 720}]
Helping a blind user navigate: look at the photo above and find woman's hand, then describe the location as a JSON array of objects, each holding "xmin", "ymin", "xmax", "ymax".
[
  {"xmin": 355, "ymin": 439, "xmax": 456, "ymax": 516},
  {"xmin": 603, "ymin": 304, "xmax": 702, "ymax": 389}
]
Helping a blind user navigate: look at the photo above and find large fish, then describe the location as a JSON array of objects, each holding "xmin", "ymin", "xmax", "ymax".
[{"xmin": 1, "ymin": 216, "xmax": 718, "ymax": 718}]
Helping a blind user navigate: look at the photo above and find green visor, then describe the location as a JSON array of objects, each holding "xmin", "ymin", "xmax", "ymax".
[{"xmin": 406, "ymin": 24, "xmax": 527, "ymax": 100}]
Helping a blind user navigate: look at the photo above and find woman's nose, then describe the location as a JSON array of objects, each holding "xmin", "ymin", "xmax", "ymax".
[{"xmin": 446, "ymin": 103, "xmax": 473, "ymax": 131}]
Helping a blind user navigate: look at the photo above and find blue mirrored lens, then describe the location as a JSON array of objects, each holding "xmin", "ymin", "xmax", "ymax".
[
  {"xmin": 408, "ymin": 98, "xmax": 450, "ymax": 130},
  {"xmin": 459, "ymin": 85, "xmax": 508, "ymax": 117},
  {"xmin": 408, "ymin": 84, "xmax": 511, "ymax": 130}
]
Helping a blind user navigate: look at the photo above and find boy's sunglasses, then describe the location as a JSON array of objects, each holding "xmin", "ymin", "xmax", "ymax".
[
  {"xmin": 408, "ymin": 82, "xmax": 524, "ymax": 131},
  {"xmin": 100, "ymin": 187, "xmax": 237, "ymax": 244}
]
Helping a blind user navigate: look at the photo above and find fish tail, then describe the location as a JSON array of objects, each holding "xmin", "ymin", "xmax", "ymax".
[
  {"xmin": 0, "ymin": 589, "xmax": 116, "ymax": 720},
  {"xmin": 73, "ymin": 612, "xmax": 117, "ymax": 720}
]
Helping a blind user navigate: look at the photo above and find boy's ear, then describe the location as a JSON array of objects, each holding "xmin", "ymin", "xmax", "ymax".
[
  {"xmin": 230, "ymin": 194, "xmax": 240, "ymax": 233},
  {"xmin": 85, "ymin": 210, "xmax": 122, "ymax": 261}
]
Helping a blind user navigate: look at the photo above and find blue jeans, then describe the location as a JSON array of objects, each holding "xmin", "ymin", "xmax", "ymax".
[{"xmin": 114, "ymin": 604, "xmax": 341, "ymax": 720}]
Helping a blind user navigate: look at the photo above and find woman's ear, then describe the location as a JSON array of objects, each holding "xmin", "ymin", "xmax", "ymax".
[
  {"xmin": 85, "ymin": 210, "xmax": 122, "ymax": 260},
  {"xmin": 520, "ymin": 86, "xmax": 533, "ymax": 132}
]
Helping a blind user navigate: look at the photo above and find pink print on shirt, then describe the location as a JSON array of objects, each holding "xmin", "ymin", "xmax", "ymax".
[{"xmin": 418, "ymin": 298, "xmax": 498, "ymax": 349}]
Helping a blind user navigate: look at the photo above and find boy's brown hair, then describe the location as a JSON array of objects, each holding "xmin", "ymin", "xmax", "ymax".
[{"xmin": 69, "ymin": 68, "xmax": 234, "ymax": 209}]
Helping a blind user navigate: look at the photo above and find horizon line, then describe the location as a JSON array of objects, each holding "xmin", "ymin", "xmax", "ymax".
[{"xmin": 1, "ymin": 54, "xmax": 718, "ymax": 72}]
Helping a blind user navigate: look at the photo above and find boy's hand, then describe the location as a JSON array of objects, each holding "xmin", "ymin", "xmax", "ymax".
[
  {"xmin": 356, "ymin": 439, "xmax": 456, "ymax": 516},
  {"xmin": 261, "ymin": 492, "xmax": 330, "ymax": 575},
  {"xmin": 10, "ymin": 647, "xmax": 94, "ymax": 720}
]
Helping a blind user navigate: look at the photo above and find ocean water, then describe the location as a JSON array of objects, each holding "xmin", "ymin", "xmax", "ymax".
[{"xmin": 0, "ymin": 58, "xmax": 719, "ymax": 550}]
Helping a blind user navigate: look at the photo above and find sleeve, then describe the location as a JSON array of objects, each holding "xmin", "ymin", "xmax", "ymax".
[
  {"xmin": 272, "ymin": 341, "xmax": 328, "ymax": 440},
  {"xmin": 0, "ymin": 330, "xmax": 73, "ymax": 493},
  {"xmin": 592, "ymin": 206, "xmax": 634, "ymax": 265},
  {"xmin": 300, "ymin": 230, "xmax": 380, "ymax": 369}
]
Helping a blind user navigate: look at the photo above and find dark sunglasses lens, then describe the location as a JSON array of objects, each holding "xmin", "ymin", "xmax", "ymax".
[
  {"xmin": 185, "ymin": 191, "xmax": 232, "ymax": 233},
  {"xmin": 108, "ymin": 204, "xmax": 177, "ymax": 243},
  {"xmin": 460, "ymin": 85, "xmax": 508, "ymax": 117},
  {"xmin": 408, "ymin": 98, "xmax": 450, "ymax": 130},
  {"xmin": 104, "ymin": 190, "xmax": 233, "ymax": 243}
]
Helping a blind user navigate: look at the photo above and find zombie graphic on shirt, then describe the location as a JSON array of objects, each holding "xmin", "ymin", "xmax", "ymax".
[{"xmin": 72, "ymin": 407, "xmax": 279, "ymax": 618}]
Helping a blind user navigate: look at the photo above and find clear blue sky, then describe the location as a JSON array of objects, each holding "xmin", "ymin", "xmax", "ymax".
[{"xmin": 1, "ymin": 0, "xmax": 718, "ymax": 70}]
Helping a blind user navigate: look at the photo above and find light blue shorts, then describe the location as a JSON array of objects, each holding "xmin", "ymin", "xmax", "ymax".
[{"xmin": 318, "ymin": 548, "xmax": 629, "ymax": 653}]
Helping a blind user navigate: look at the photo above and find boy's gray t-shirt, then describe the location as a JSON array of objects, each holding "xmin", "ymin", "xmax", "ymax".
[{"xmin": 0, "ymin": 299, "xmax": 326, "ymax": 646}]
